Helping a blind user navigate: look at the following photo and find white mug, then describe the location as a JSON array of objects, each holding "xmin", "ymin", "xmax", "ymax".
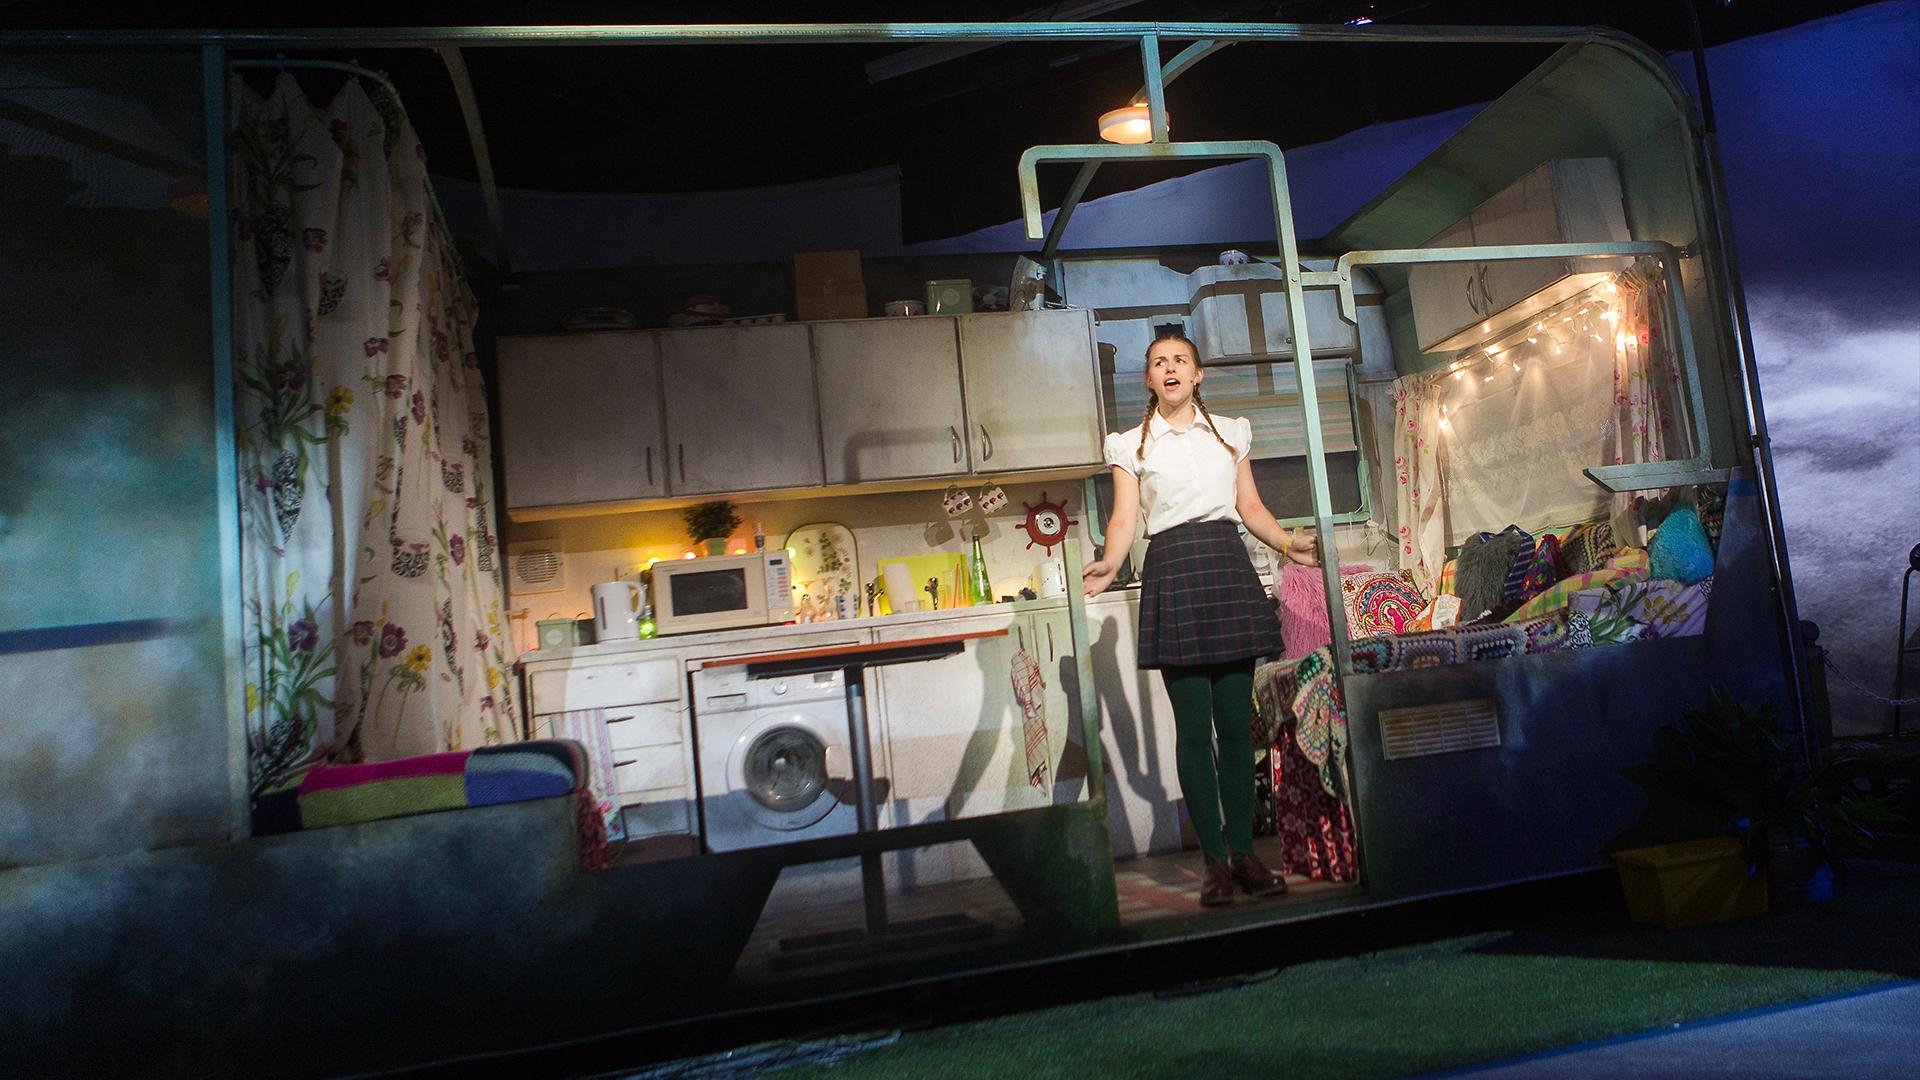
[
  {"xmin": 1035, "ymin": 558, "xmax": 1068, "ymax": 598},
  {"xmin": 591, "ymin": 581, "xmax": 642, "ymax": 641}
]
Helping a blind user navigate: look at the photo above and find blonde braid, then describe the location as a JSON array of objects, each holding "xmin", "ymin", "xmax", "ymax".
[
  {"xmin": 1135, "ymin": 395, "xmax": 1158, "ymax": 461},
  {"xmin": 1192, "ymin": 392, "xmax": 1237, "ymax": 455}
]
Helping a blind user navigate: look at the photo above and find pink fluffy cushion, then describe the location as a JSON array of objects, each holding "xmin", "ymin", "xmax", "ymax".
[{"xmin": 1279, "ymin": 562, "xmax": 1375, "ymax": 658}]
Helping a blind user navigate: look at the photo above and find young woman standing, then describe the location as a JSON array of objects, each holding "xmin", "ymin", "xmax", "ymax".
[{"xmin": 1083, "ymin": 333, "xmax": 1320, "ymax": 906}]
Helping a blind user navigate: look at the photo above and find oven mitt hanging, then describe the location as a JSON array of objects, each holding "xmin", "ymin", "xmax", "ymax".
[{"xmin": 1010, "ymin": 641, "xmax": 1050, "ymax": 792}]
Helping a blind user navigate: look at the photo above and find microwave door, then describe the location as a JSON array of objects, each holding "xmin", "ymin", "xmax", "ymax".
[{"xmin": 669, "ymin": 567, "xmax": 751, "ymax": 618}]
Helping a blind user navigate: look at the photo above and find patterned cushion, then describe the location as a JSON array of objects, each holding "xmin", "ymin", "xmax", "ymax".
[
  {"xmin": 1436, "ymin": 558, "xmax": 1458, "ymax": 597},
  {"xmin": 1516, "ymin": 534, "xmax": 1570, "ymax": 602},
  {"xmin": 1503, "ymin": 548, "xmax": 1651, "ymax": 623},
  {"xmin": 1340, "ymin": 569, "xmax": 1426, "ymax": 637},
  {"xmin": 1563, "ymin": 520, "xmax": 1622, "ymax": 576},
  {"xmin": 1693, "ymin": 485, "xmax": 1726, "ymax": 549}
]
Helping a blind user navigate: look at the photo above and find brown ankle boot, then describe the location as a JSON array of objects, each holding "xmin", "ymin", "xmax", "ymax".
[
  {"xmin": 1229, "ymin": 851, "xmax": 1288, "ymax": 897},
  {"xmin": 1200, "ymin": 857, "xmax": 1236, "ymax": 906}
]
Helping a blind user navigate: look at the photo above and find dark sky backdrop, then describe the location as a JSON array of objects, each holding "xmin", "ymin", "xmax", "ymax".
[{"xmin": 6, "ymin": 0, "xmax": 1889, "ymax": 240}]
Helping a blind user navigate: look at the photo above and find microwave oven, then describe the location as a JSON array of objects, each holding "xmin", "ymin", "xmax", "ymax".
[{"xmin": 650, "ymin": 551, "xmax": 794, "ymax": 636}]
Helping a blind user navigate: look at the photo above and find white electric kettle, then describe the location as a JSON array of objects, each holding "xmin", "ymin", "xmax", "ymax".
[{"xmin": 591, "ymin": 580, "xmax": 643, "ymax": 642}]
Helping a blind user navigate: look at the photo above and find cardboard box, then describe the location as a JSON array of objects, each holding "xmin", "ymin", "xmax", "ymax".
[{"xmin": 792, "ymin": 250, "xmax": 867, "ymax": 321}]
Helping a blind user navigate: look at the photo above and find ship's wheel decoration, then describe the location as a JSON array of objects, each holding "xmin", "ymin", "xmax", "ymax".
[{"xmin": 1017, "ymin": 492, "xmax": 1074, "ymax": 554}]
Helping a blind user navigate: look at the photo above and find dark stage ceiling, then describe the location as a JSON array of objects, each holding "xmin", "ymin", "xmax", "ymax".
[{"xmin": 4, "ymin": 1, "xmax": 1883, "ymax": 241}]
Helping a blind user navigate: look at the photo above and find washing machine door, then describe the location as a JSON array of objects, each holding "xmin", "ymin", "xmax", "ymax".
[{"xmin": 726, "ymin": 714, "xmax": 847, "ymax": 834}]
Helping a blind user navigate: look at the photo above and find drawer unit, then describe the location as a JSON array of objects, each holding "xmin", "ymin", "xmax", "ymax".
[
  {"xmin": 604, "ymin": 702, "xmax": 681, "ymax": 752},
  {"xmin": 612, "ymin": 744, "xmax": 689, "ymax": 793},
  {"xmin": 528, "ymin": 657, "xmax": 679, "ymax": 714}
]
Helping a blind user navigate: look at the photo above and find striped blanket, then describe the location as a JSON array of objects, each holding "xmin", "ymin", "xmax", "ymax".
[{"xmin": 252, "ymin": 740, "xmax": 611, "ymax": 870}]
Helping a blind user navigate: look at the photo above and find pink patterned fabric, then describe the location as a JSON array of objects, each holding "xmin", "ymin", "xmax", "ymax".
[
  {"xmin": 1340, "ymin": 569, "xmax": 1426, "ymax": 637},
  {"xmin": 1273, "ymin": 734, "xmax": 1358, "ymax": 883}
]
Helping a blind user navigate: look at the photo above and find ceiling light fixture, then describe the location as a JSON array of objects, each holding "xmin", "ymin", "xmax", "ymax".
[{"xmin": 1098, "ymin": 103, "xmax": 1163, "ymax": 144}]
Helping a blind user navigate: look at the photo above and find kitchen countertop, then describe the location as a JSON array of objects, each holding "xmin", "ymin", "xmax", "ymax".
[{"xmin": 518, "ymin": 585, "xmax": 1145, "ymax": 666}]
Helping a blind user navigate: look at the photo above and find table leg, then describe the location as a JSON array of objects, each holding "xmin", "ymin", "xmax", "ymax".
[{"xmin": 844, "ymin": 665, "xmax": 888, "ymax": 934}]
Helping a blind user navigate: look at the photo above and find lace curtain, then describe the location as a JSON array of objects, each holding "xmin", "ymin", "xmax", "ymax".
[{"xmin": 1391, "ymin": 262, "xmax": 1693, "ymax": 584}]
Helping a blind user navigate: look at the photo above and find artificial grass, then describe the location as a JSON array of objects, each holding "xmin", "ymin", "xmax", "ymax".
[{"xmin": 776, "ymin": 933, "xmax": 1889, "ymax": 1079}]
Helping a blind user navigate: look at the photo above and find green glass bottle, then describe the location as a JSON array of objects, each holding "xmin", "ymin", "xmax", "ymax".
[{"xmin": 968, "ymin": 534, "xmax": 994, "ymax": 605}]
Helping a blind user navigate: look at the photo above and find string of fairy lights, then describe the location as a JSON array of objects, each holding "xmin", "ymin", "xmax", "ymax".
[{"xmin": 1432, "ymin": 273, "xmax": 1646, "ymax": 432}]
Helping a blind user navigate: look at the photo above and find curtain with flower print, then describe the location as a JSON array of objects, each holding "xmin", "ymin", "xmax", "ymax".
[
  {"xmin": 1602, "ymin": 264, "xmax": 1693, "ymax": 519},
  {"xmin": 1387, "ymin": 376, "xmax": 1447, "ymax": 592},
  {"xmin": 232, "ymin": 73, "xmax": 518, "ymax": 797}
]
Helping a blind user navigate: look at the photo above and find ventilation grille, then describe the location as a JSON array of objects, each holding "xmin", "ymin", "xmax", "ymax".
[
  {"xmin": 506, "ymin": 541, "xmax": 566, "ymax": 597},
  {"xmin": 1378, "ymin": 699, "xmax": 1500, "ymax": 761}
]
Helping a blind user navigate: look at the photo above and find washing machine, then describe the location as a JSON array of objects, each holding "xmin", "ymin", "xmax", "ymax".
[{"xmin": 692, "ymin": 663, "xmax": 888, "ymax": 851}]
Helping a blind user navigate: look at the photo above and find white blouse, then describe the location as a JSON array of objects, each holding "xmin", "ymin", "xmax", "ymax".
[{"xmin": 1103, "ymin": 410, "xmax": 1252, "ymax": 536}]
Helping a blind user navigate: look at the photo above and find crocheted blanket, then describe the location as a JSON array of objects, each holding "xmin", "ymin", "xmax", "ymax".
[
  {"xmin": 1254, "ymin": 647, "xmax": 1347, "ymax": 799},
  {"xmin": 1349, "ymin": 611, "xmax": 1572, "ymax": 672}
]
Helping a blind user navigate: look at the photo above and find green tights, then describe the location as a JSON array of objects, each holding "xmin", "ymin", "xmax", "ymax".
[{"xmin": 1161, "ymin": 660, "xmax": 1257, "ymax": 862}]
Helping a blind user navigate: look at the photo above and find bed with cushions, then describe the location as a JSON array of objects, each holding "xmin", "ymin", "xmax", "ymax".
[{"xmin": 1252, "ymin": 498, "xmax": 1722, "ymax": 880}]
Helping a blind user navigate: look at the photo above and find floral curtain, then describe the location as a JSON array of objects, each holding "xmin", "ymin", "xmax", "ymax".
[
  {"xmin": 1602, "ymin": 264, "xmax": 1694, "ymax": 521},
  {"xmin": 1386, "ymin": 376, "xmax": 1447, "ymax": 592},
  {"xmin": 232, "ymin": 73, "xmax": 518, "ymax": 797}
]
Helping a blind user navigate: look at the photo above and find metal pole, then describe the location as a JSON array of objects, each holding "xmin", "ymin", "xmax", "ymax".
[
  {"xmin": 203, "ymin": 45, "xmax": 251, "ymax": 838},
  {"xmin": 436, "ymin": 47, "xmax": 512, "ymax": 275},
  {"xmin": 1684, "ymin": 0, "xmax": 1816, "ymax": 758},
  {"xmin": 842, "ymin": 666, "xmax": 888, "ymax": 934},
  {"xmin": 1897, "ymin": 564, "xmax": 1915, "ymax": 735}
]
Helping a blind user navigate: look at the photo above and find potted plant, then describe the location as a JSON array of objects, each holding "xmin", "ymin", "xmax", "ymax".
[
  {"xmin": 682, "ymin": 501, "xmax": 741, "ymax": 557},
  {"xmin": 1616, "ymin": 686, "xmax": 1888, "ymax": 925}
]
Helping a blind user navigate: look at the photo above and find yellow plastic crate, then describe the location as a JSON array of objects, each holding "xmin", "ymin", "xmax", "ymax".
[{"xmin": 1614, "ymin": 837, "xmax": 1768, "ymax": 930}]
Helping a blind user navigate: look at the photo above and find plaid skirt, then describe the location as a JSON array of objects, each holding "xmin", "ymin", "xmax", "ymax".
[{"xmin": 1137, "ymin": 519, "xmax": 1285, "ymax": 669}]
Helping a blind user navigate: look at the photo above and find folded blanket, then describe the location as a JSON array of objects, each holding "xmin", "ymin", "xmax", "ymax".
[
  {"xmin": 252, "ymin": 740, "xmax": 611, "ymax": 871},
  {"xmin": 1504, "ymin": 548, "xmax": 1651, "ymax": 623}
]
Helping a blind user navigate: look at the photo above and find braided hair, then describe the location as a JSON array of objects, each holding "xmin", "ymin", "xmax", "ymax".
[{"xmin": 1137, "ymin": 333, "xmax": 1237, "ymax": 460}]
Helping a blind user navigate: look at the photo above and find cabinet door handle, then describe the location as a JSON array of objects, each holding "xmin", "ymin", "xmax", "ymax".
[
  {"xmin": 950, "ymin": 425, "xmax": 961, "ymax": 463},
  {"xmin": 1046, "ymin": 622, "xmax": 1055, "ymax": 662},
  {"xmin": 1479, "ymin": 269, "xmax": 1497, "ymax": 314},
  {"xmin": 979, "ymin": 424, "xmax": 993, "ymax": 462},
  {"xmin": 678, "ymin": 443, "xmax": 685, "ymax": 483},
  {"xmin": 646, "ymin": 446, "xmax": 654, "ymax": 486},
  {"xmin": 1465, "ymin": 272, "xmax": 1480, "ymax": 316}
]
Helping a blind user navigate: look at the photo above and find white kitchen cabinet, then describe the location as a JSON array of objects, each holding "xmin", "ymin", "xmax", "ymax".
[
  {"xmin": 527, "ymin": 652, "xmax": 696, "ymax": 841},
  {"xmin": 656, "ymin": 322, "xmax": 824, "ymax": 495},
  {"xmin": 497, "ymin": 332, "xmax": 666, "ymax": 511},
  {"xmin": 1411, "ymin": 157, "xmax": 1630, "ymax": 354},
  {"xmin": 812, "ymin": 316, "xmax": 970, "ymax": 483},
  {"xmin": 1406, "ymin": 216, "xmax": 1487, "ymax": 357},
  {"xmin": 958, "ymin": 308, "xmax": 1104, "ymax": 473},
  {"xmin": 873, "ymin": 607, "xmax": 1083, "ymax": 826},
  {"xmin": 1079, "ymin": 591, "xmax": 1189, "ymax": 860}
]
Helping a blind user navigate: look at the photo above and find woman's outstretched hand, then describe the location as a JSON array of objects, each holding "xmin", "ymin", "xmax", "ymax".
[
  {"xmin": 1082, "ymin": 557, "xmax": 1119, "ymax": 597},
  {"xmin": 1285, "ymin": 530, "xmax": 1321, "ymax": 567}
]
